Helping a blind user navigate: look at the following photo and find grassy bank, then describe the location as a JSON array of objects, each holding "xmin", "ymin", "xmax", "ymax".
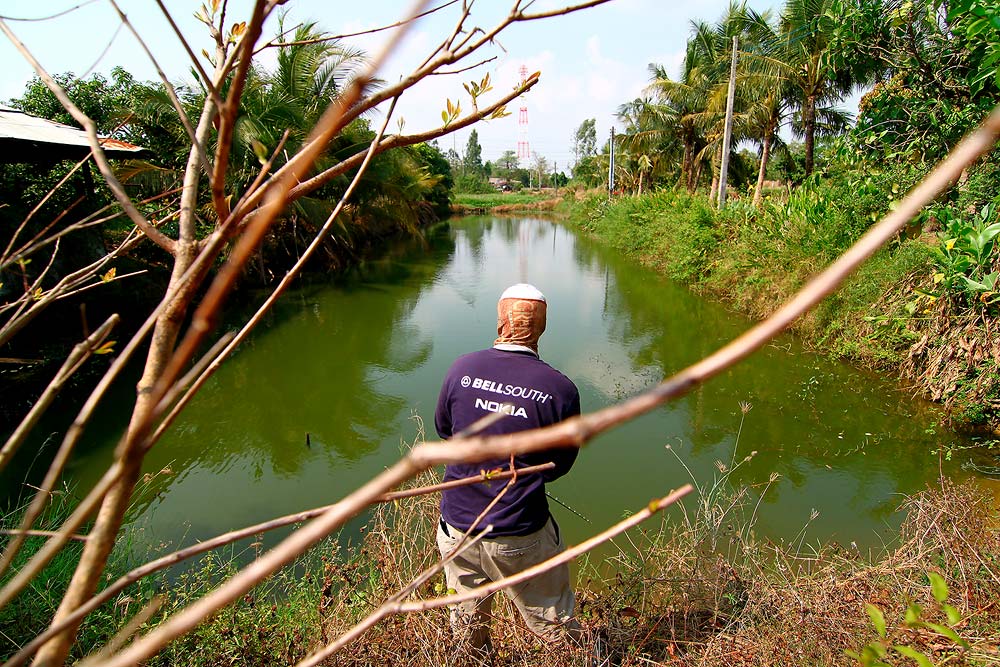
[
  {"xmin": 560, "ymin": 184, "xmax": 1000, "ymax": 429},
  {"xmin": 4, "ymin": 466, "xmax": 998, "ymax": 666},
  {"xmin": 452, "ymin": 190, "xmax": 564, "ymax": 214}
]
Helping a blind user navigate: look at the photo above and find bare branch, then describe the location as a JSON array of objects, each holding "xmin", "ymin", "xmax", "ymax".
[
  {"xmin": 0, "ymin": 155, "xmax": 89, "ymax": 263},
  {"xmin": 79, "ymin": 19, "xmax": 123, "ymax": 79},
  {"xmin": 429, "ymin": 56, "xmax": 498, "ymax": 76},
  {"xmin": 3, "ymin": 189, "xmax": 180, "ymax": 273},
  {"xmin": 0, "ymin": 529, "xmax": 88, "ymax": 542},
  {"xmin": 518, "ymin": 0, "xmax": 613, "ymax": 20},
  {"xmin": 209, "ymin": 0, "xmax": 268, "ymax": 222},
  {"xmin": 0, "ymin": 315, "xmax": 118, "ymax": 476},
  {"xmin": 254, "ymin": 0, "xmax": 459, "ymax": 54},
  {"xmin": 400, "ymin": 486, "xmax": 694, "ymax": 612},
  {"xmin": 0, "ymin": 227, "xmax": 145, "ymax": 349},
  {"xmin": 107, "ymin": 0, "xmax": 212, "ymax": 175},
  {"xmin": 0, "ymin": 2, "xmax": 97, "ymax": 21},
  {"xmin": 152, "ymin": 0, "xmax": 223, "ymax": 108},
  {"xmin": 380, "ymin": 462, "xmax": 555, "ymax": 502},
  {"xmin": 273, "ymin": 75, "xmax": 535, "ymax": 213}
]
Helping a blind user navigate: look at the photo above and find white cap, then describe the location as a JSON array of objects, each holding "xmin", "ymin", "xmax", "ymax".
[{"xmin": 499, "ymin": 283, "xmax": 546, "ymax": 302}]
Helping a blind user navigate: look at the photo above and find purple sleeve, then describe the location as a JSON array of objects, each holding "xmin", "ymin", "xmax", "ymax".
[
  {"xmin": 434, "ymin": 375, "xmax": 453, "ymax": 439},
  {"xmin": 540, "ymin": 385, "xmax": 580, "ymax": 482}
]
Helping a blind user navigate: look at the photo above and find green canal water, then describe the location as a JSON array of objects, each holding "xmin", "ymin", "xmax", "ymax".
[{"xmin": 43, "ymin": 215, "xmax": 1000, "ymax": 554}]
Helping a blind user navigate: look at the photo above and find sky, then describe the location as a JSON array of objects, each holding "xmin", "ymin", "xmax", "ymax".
[{"xmin": 0, "ymin": 0, "xmax": 826, "ymax": 171}]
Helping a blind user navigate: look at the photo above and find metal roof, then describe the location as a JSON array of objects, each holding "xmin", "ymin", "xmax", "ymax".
[{"xmin": 0, "ymin": 105, "xmax": 146, "ymax": 162}]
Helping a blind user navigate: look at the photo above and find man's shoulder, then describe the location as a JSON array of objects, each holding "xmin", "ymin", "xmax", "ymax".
[{"xmin": 447, "ymin": 349, "xmax": 575, "ymax": 387}]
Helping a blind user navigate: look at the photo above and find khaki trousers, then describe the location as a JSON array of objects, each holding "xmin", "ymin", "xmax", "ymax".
[{"xmin": 436, "ymin": 516, "xmax": 579, "ymax": 658}]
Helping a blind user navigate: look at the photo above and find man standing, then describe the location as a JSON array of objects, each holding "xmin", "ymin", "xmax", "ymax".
[{"xmin": 434, "ymin": 283, "xmax": 581, "ymax": 659}]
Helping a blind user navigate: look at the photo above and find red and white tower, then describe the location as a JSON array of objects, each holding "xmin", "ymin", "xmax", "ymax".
[{"xmin": 516, "ymin": 65, "xmax": 530, "ymax": 160}]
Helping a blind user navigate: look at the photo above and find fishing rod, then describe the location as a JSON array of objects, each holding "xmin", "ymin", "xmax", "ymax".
[{"xmin": 545, "ymin": 490, "xmax": 591, "ymax": 524}]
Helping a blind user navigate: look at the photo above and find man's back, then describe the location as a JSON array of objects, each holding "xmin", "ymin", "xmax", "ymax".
[{"xmin": 435, "ymin": 347, "xmax": 580, "ymax": 535}]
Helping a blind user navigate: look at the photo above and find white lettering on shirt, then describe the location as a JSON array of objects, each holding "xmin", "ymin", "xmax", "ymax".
[
  {"xmin": 474, "ymin": 398, "xmax": 528, "ymax": 419},
  {"xmin": 469, "ymin": 377, "xmax": 551, "ymax": 403}
]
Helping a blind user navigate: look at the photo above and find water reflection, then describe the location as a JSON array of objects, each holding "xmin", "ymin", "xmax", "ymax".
[{"xmin": 49, "ymin": 215, "xmax": 996, "ymax": 553}]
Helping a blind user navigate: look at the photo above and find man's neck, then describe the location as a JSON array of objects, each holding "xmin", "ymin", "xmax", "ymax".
[{"xmin": 492, "ymin": 343, "xmax": 539, "ymax": 358}]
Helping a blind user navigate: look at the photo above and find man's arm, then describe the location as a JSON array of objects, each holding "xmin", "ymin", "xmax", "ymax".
[
  {"xmin": 434, "ymin": 375, "xmax": 453, "ymax": 440},
  {"xmin": 540, "ymin": 387, "xmax": 580, "ymax": 482}
]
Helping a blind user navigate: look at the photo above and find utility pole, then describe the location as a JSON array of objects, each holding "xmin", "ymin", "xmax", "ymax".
[
  {"xmin": 608, "ymin": 127, "xmax": 616, "ymax": 196},
  {"xmin": 718, "ymin": 35, "xmax": 738, "ymax": 209}
]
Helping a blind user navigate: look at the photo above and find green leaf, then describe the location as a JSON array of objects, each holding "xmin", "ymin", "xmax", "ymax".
[
  {"xmin": 942, "ymin": 603, "xmax": 961, "ymax": 625},
  {"xmin": 94, "ymin": 340, "xmax": 116, "ymax": 355},
  {"xmin": 251, "ymin": 138, "xmax": 268, "ymax": 165},
  {"xmin": 441, "ymin": 110, "xmax": 449, "ymax": 124},
  {"xmin": 866, "ymin": 603, "xmax": 887, "ymax": 638},
  {"xmin": 904, "ymin": 603, "xmax": 922, "ymax": 626},
  {"xmin": 927, "ymin": 572, "xmax": 948, "ymax": 603},
  {"xmin": 921, "ymin": 622, "xmax": 969, "ymax": 649},
  {"xmin": 960, "ymin": 274, "xmax": 993, "ymax": 292},
  {"xmin": 893, "ymin": 645, "xmax": 935, "ymax": 667}
]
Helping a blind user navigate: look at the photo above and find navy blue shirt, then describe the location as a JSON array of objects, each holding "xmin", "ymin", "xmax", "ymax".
[{"xmin": 435, "ymin": 348, "xmax": 580, "ymax": 536}]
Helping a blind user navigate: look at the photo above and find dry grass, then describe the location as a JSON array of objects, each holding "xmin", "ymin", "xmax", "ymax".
[{"xmin": 314, "ymin": 472, "xmax": 999, "ymax": 667}]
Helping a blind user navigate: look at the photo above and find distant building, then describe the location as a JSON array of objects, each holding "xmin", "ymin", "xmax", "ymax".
[{"xmin": 0, "ymin": 105, "xmax": 145, "ymax": 163}]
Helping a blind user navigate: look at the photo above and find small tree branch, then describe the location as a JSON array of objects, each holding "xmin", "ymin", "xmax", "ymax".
[
  {"xmin": 152, "ymin": 0, "xmax": 223, "ymax": 107},
  {"xmin": 254, "ymin": 0, "xmax": 459, "ymax": 55},
  {"xmin": 107, "ymin": 0, "xmax": 212, "ymax": 175},
  {"xmin": 278, "ymin": 77, "xmax": 534, "ymax": 212},
  {"xmin": 0, "ymin": 155, "xmax": 88, "ymax": 262},
  {"xmin": 428, "ymin": 56, "xmax": 497, "ymax": 76},
  {"xmin": 0, "ymin": 315, "xmax": 118, "ymax": 476},
  {"xmin": 0, "ymin": 529, "xmax": 88, "ymax": 542},
  {"xmin": 209, "ymin": 0, "xmax": 268, "ymax": 222},
  {"xmin": 0, "ymin": 2, "xmax": 97, "ymax": 21}
]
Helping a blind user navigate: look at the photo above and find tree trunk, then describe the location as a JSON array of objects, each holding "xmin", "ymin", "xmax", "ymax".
[
  {"xmin": 708, "ymin": 146, "xmax": 721, "ymax": 204},
  {"xmin": 803, "ymin": 93, "xmax": 816, "ymax": 177},
  {"xmin": 681, "ymin": 135, "xmax": 693, "ymax": 191},
  {"xmin": 753, "ymin": 128, "xmax": 774, "ymax": 208},
  {"xmin": 34, "ymin": 98, "xmax": 218, "ymax": 667}
]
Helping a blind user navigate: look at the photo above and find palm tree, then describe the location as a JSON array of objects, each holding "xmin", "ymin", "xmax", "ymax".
[
  {"xmin": 747, "ymin": 0, "xmax": 853, "ymax": 176},
  {"xmin": 616, "ymin": 96, "xmax": 679, "ymax": 193},
  {"xmin": 646, "ymin": 31, "xmax": 717, "ymax": 192}
]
